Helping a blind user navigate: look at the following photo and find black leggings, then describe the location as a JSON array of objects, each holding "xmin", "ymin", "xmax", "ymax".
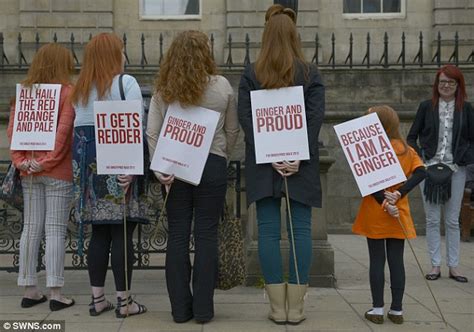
[
  {"xmin": 88, "ymin": 223, "xmax": 137, "ymax": 291},
  {"xmin": 367, "ymin": 238, "xmax": 405, "ymax": 311}
]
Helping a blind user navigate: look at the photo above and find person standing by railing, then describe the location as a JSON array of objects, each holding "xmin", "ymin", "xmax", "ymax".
[
  {"xmin": 237, "ymin": 4, "xmax": 325, "ymax": 325},
  {"xmin": 71, "ymin": 33, "xmax": 148, "ymax": 318},
  {"xmin": 146, "ymin": 30, "xmax": 239, "ymax": 324},
  {"xmin": 7, "ymin": 43, "xmax": 76, "ymax": 311},
  {"xmin": 407, "ymin": 65, "xmax": 473, "ymax": 283}
]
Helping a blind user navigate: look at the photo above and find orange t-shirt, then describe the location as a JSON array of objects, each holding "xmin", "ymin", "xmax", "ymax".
[{"xmin": 352, "ymin": 140, "xmax": 424, "ymax": 240}]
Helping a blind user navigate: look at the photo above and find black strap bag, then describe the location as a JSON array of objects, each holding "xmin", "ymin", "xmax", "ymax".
[
  {"xmin": 423, "ymin": 163, "xmax": 453, "ymax": 204},
  {"xmin": 423, "ymin": 108, "xmax": 462, "ymax": 205}
]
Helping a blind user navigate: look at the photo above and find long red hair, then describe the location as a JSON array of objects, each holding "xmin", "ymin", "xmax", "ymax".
[
  {"xmin": 368, "ymin": 105, "xmax": 408, "ymax": 155},
  {"xmin": 22, "ymin": 43, "xmax": 74, "ymax": 87},
  {"xmin": 431, "ymin": 65, "xmax": 467, "ymax": 112},
  {"xmin": 71, "ymin": 33, "xmax": 123, "ymax": 105},
  {"xmin": 255, "ymin": 5, "xmax": 306, "ymax": 89}
]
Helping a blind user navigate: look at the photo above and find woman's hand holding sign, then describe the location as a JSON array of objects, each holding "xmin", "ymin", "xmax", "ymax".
[
  {"xmin": 272, "ymin": 160, "xmax": 301, "ymax": 177},
  {"xmin": 384, "ymin": 190, "xmax": 401, "ymax": 205},
  {"xmin": 282, "ymin": 160, "xmax": 300, "ymax": 176},
  {"xmin": 382, "ymin": 199, "xmax": 400, "ymax": 218},
  {"xmin": 156, "ymin": 172, "xmax": 174, "ymax": 193},
  {"xmin": 18, "ymin": 160, "xmax": 30, "ymax": 172},
  {"xmin": 272, "ymin": 162, "xmax": 287, "ymax": 176},
  {"xmin": 117, "ymin": 174, "xmax": 134, "ymax": 193},
  {"xmin": 28, "ymin": 159, "xmax": 44, "ymax": 173}
]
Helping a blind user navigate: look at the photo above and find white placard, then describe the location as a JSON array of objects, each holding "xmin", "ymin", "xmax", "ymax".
[
  {"xmin": 150, "ymin": 102, "xmax": 220, "ymax": 186},
  {"xmin": 334, "ymin": 112, "xmax": 407, "ymax": 196},
  {"xmin": 250, "ymin": 86, "xmax": 309, "ymax": 164},
  {"xmin": 94, "ymin": 100, "xmax": 144, "ymax": 175},
  {"xmin": 10, "ymin": 84, "xmax": 62, "ymax": 151}
]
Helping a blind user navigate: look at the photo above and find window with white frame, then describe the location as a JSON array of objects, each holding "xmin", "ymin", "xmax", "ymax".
[
  {"xmin": 343, "ymin": 0, "xmax": 405, "ymax": 18},
  {"xmin": 140, "ymin": 0, "xmax": 201, "ymax": 20}
]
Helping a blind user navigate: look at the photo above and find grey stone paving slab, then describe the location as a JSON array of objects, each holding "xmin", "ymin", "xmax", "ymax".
[
  {"xmin": 0, "ymin": 235, "xmax": 472, "ymax": 331},
  {"xmin": 286, "ymin": 311, "xmax": 369, "ymax": 331},
  {"xmin": 63, "ymin": 322, "xmax": 123, "ymax": 332}
]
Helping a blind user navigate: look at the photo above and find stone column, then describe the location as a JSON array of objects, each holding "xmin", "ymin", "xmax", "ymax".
[{"xmin": 243, "ymin": 147, "xmax": 336, "ymax": 287}]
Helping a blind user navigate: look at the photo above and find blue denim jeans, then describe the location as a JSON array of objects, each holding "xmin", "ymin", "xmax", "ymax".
[{"xmin": 256, "ymin": 197, "xmax": 312, "ymax": 284}]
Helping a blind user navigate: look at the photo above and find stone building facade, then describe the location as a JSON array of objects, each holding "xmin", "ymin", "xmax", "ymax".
[{"xmin": 1, "ymin": 0, "xmax": 473, "ymax": 68}]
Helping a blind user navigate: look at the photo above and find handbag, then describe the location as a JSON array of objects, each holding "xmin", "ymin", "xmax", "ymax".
[
  {"xmin": 0, "ymin": 163, "xmax": 23, "ymax": 210},
  {"xmin": 216, "ymin": 203, "xmax": 246, "ymax": 290},
  {"xmin": 423, "ymin": 163, "xmax": 453, "ymax": 204}
]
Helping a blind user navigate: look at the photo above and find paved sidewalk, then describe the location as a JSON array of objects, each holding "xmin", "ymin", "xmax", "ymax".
[{"xmin": 0, "ymin": 235, "xmax": 472, "ymax": 332}]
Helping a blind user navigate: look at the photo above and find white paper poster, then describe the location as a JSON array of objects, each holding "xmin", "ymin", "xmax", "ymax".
[
  {"xmin": 250, "ymin": 86, "xmax": 309, "ymax": 164},
  {"xmin": 94, "ymin": 100, "xmax": 144, "ymax": 175},
  {"xmin": 150, "ymin": 102, "xmax": 220, "ymax": 186},
  {"xmin": 333, "ymin": 112, "xmax": 407, "ymax": 196},
  {"xmin": 10, "ymin": 84, "xmax": 62, "ymax": 151}
]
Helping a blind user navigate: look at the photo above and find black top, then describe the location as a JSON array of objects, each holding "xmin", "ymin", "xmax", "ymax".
[
  {"xmin": 371, "ymin": 167, "xmax": 427, "ymax": 205},
  {"xmin": 407, "ymin": 99, "xmax": 474, "ymax": 166},
  {"xmin": 237, "ymin": 62, "xmax": 325, "ymax": 207}
]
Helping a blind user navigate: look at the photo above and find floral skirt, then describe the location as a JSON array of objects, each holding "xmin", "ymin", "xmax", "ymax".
[{"xmin": 73, "ymin": 126, "xmax": 151, "ymax": 225}]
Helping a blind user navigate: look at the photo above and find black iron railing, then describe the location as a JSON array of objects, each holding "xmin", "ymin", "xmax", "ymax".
[
  {"xmin": 0, "ymin": 160, "xmax": 241, "ymax": 272},
  {"xmin": 1, "ymin": 31, "xmax": 473, "ymax": 70}
]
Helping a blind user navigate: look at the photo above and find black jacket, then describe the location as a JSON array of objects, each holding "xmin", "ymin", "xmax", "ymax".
[
  {"xmin": 407, "ymin": 99, "xmax": 474, "ymax": 166},
  {"xmin": 237, "ymin": 63, "xmax": 325, "ymax": 207}
]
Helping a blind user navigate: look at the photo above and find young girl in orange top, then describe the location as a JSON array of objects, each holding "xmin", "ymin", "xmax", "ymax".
[{"xmin": 352, "ymin": 105, "xmax": 426, "ymax": 325}]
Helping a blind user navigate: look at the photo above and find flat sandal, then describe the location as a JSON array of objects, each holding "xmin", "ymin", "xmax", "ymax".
[
  {"xmin": 89, "ymin": 294, "xmax": 114, "ymax": 316},
  {"xmin": 115, "ymin": 296, "xmax": 147, "ymax": 318}
]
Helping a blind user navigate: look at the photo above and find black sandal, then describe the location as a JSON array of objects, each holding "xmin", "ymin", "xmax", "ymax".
[
  {"xmin": 115, "ymin": 296, "xmax": 147, "ymax": 318},
  {"xmin": 449, "ymin": 274, "xmax": 468, "ymax": 283},
  {"xmin": 425, "ymin": 272, "xmax": 441, "ymax": 280},
  {"xmin": 89, "ymin": 294, "xmax": 115, "ymax": 316}
]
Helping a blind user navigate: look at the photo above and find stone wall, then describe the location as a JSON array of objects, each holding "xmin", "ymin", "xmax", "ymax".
[{"xmin": 2, "ymin": 67, "xmax": 472, "ymax": 233}]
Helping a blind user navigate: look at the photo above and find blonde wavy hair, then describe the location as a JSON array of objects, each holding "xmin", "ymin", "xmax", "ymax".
[{"xmin": 155, "ymin": 31, "xmax": 217, "ymax": 106}]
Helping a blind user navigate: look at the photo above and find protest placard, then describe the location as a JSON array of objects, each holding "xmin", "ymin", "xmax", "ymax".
[
  {"xmin": 250, "ymin": 86, "xmax": 309, "ymax": 164},
  {"xmin": 334, "ymin": 112, "xmax": 407, "ymax": 196},
  {"xmin": 150, "ymin": 102, "xmax": 220, "ymax": 186},
  {"xmin": 10, "ymin": 84, "xmax": 62, "ymax": 150},
  {"xmin": 94, "ymin": 100, "xmax": 143, "ymax": 175}
]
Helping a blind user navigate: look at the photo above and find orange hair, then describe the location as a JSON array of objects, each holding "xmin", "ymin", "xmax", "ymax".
[
  {"xmin": 155, "ymin": 30, "xmax": 217, "ymax": 106},
  {"xmin": 71, "ymin": 33, "xmax": 123, "ymax": 105},
  {"xmin": 368, "ymin": 105, "xmax": 407, "ymax": 155},
  {"xmin": 22, "ymin": 43, "xmax": 74, "ymax": 87},
  {"xmin": 431, "ymin": 65, "xmax": 467, "ymax": 112},
  {"xmin": 255, "ymin": 5, "xmax": 306, "ymax": 89}
]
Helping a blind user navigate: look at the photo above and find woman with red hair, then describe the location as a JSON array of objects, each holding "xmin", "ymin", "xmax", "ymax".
[
  {"xmin": 72, "ymin": 33, "xmax": 148, "ymax": 317},
  {"xmin": 7, "ymin": 43, "xmax": 75, "ymax": 311},
  {"xmin": 407, "ymin": 65, "xmax": 474, "ymax": 283}
]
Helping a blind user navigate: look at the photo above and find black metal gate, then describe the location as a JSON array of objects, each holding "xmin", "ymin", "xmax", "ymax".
[{"xmin": 0, "ymin": 160, "xmax": 240, "ymax": 272}]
